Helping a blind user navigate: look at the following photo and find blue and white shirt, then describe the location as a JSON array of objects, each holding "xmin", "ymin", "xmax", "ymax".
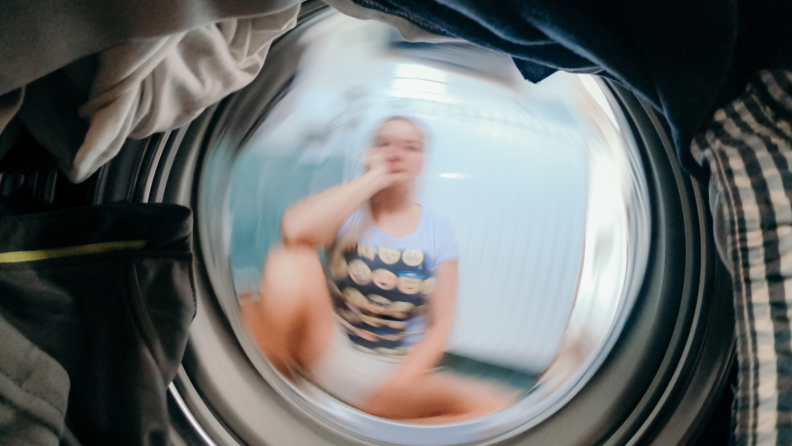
[{"xmin": 327, "ymin": 206, "xmax": 458, "ymax": 356}]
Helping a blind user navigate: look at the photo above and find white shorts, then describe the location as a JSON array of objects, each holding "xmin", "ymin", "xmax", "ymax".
[{"xmin": 308, "ymin": 320, "xmax": 404, "ymax": 407}]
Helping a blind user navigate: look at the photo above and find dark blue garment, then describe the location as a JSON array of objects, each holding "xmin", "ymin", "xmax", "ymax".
[{"xmin": 351, "ymin": 0, "xmax": 792, "ymax": 180}]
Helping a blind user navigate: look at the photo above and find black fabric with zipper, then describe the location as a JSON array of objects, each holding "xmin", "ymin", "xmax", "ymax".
[{"xmin": 0, "ymin": 203, "xmax": 195, "ymax": 446}]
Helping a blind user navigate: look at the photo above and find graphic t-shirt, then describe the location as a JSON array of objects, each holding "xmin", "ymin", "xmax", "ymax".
[{"xmin": 327, "ymin": 206, "xmax": 458, "ymax": 356}]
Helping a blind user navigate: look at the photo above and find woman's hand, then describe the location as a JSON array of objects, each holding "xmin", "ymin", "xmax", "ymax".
[
  {"xmin": 376, "ymin": 371, "xmax": 420, "ymax": 397},
  {"xmin": 366, "ymin": 151, "xmax": 412, "ymax": 190},
  {"xmin": 361, "ymin": 262, "xmax": 458, "ymax": 415},
  {"xmin": 359, "ymin": 369, "xmax": 426, "ymax": 416}
]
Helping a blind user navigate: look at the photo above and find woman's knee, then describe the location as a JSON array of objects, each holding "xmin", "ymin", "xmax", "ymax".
[{"xmin": 261, "ymin": 245, "xmax": 324, "ymax": 293}]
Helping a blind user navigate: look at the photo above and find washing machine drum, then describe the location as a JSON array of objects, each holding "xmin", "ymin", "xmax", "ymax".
[{"xmin": 33, "ymin": 3, "xmax": 733, "ymax": 446}]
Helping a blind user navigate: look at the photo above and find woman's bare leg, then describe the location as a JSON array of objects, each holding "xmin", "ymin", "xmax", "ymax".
[
  {"xmin": 360, "ymin": 372, "xmax": 518, "ymax": 423},
  {"xmin": 240, "ymin": 245, "xmax": 335, "ymax": 377},
  {"xmin": 241, "ymin": 247, "xmax": 516, "ymax": 421}
]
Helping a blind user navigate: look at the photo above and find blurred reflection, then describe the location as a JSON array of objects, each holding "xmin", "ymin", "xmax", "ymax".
[
  {"xmin": 227, "ymin": 11, "xmax": 636, "ymax": 427},
  {"xmin": 242, "ymin": 115, "xmax": 518, "ymax": 422}
]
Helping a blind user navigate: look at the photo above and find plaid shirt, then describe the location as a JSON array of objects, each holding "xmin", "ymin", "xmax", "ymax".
[{"xmin": 693, "ymin": 69, "xmax": 792, "ymax": 446}]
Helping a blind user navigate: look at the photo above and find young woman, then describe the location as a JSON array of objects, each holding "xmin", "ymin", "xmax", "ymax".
[{"xmin": 241, "ymin": 116, "xmax": 514, "ymax": 423}]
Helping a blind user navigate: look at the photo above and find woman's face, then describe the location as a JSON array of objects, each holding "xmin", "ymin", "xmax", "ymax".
[{"xmin": 369, "ymin": 119, "xmax": 425, "ymax": 179}]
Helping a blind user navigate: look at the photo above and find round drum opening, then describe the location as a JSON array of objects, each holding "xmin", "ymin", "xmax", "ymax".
[
  {"xmin": 102, "ymin": 4, "xmax": 734, "ymax": 446},
  {"xmin": 196, "ymin": 7, "xmax": 653, "ymax": 445}
]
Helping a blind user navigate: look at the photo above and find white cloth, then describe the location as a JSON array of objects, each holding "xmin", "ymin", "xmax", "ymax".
[
  {"xmin": 73, "ymin": 9, "xmax": 299, "ymax": 183},
  {"xmin": 1, "ymin": 3, "xmax": 299, "ymax": 183}
]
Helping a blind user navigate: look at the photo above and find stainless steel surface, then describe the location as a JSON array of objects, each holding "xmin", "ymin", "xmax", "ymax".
[{"xmin": 169, "ymin": 382, "xmax": 220, "ymax": 446}]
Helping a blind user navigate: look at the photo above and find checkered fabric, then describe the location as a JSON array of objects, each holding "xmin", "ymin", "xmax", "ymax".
[{"xmin": 692, "ymin": 69, "xmax": 792, "ymax": 446}]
